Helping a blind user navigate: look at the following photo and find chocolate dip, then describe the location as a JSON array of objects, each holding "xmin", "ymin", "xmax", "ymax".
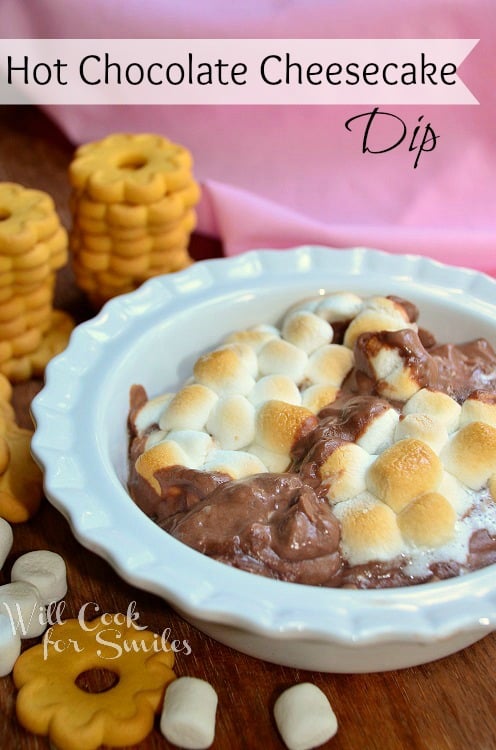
[{"xmin": 128, "ymin": 296, "xmax": 496, "ymax": 589}]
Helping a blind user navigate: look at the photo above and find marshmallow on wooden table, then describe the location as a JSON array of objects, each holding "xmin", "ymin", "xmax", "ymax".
[
  {"xmin": 0, "ymin": 581, "xmax": 45, "ymax": 638},
  {"xmin": 160, "ymin": 676, "xmax": 218, "ymax": 750},
  {"xmin": 0, "ymin": 612, "xmax": 21, "ymax": 676},
  {"xmin": 10, "ymin": 550, "xmax": 67, "ymax": 606},
  {"xmin": 274, "ymin": 682, "xmax": 338, "ymax": 750},
  {"xmin": 0, "ymin": 517, "xmax": 13, "ymax": 569}
]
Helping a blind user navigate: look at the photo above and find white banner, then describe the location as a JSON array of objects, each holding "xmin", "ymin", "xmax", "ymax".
[{"xmin": 0, "ymin": 38, "xmax": 478, "ymax": 105}]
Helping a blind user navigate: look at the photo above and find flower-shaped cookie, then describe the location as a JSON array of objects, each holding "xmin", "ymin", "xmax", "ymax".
[
  {"xmin": 0, "ymin": 183, "xmax": 60, "ymax": 255},
  {"xmin": 69, "ymin": 133, "xmax": 194, "ymax": 204},
  {"xmin": 14, "ymin": 615, "xmax": 176, "ymax": 750}
]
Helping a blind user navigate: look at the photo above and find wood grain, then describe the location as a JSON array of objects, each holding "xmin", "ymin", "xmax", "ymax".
[{"xmin": 1, "ymin": 105, "xmax": 495, "ymax": 750}]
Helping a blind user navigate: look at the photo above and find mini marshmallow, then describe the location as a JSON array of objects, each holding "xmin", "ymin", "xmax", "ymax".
[
  {"xmin": 490, "ymin": 475, "xmax": 496, "ymax": 501},
  {"xmin": 319, "ymin": 443, "xmax": 374, "ymax": 504},
  {"xmin": 304, "ymin": 344, "xmax": 354, "ymax": 387},
  {"xmin": 363, "ymin": 345, "xmax": 422, "ymax": 402},
  {"xmin": 165, "ymin": 430, "xmax": 215, "ymax": 468},
  {"xmin": 136, "ymin": 441, "xmax": 192, "ymax": 493},
  {"xmin": 394, "ymin": 414, "xmax": 449, "ymax": 453},
  {"xmin": 247, "ymin": 443, "xmax": 291, "ymax": 473},
  {"xmin": 367, "ymin": 438, "xmax": 442, "ymax": 513},
  {"xmin": 193, "ymin": 345, "xmax": 256, "ymax": 396},
  {"xmin": 438, "ymin": 471, "xmax": 474, "ymax": 515},
  {"xmin": 398, "ymin": 492, "xmax": 456, "ymax": 548},
  {"xmin": 356, "ymin": 407, "xmax": 399, "ymax": 454},
  {"xmin": 314, "ymin": 292, "xmax": 363, "ymax": 323},
  {"xmin": 160, "ymin": 676, "xmax": 218, "ymax": 750},
  {"xmin": 255, "ymin": 401, "xmax": 317, "ymax": 455},
  {"xmin": 333, "ymin": 493, "xmax": 404, "ymax": 565},
  {"xmin": 11, "ymin": 550, "xmax": 67, "ymax": 606},
  {"xmin": 133, "ymin": 393, "xmax": 173, "ymax": 434},
  {"xmin": 159, "ymin": 384, "xmax": 218, "ymax": 432},
  {"xmin": 0, "ymin": 517, "xmax": 13, "ymax": 569},
  {"xmin": 0, "ymin": 581, "xmax": 46, "ymax": 638},
  {"xmin": 441, "ymin": 421, "xmax": 496, "ymax": 490},
  {"xmin": 274, "ymin": 682, "xmax": 338, "ymax": 750},
  {"xmin": 403, "ymin": 389, "xmax": 461, "ymax": 433},
  {"xmin": 281, "ymin": 310, "xmax": 333, "ymax": 354},
  {"xmin": 343, "ymin": 296, "xmax": 415, "ymax": 349},
  {"xmin": 460, "ymin": 392, "xmax": 496, "ymax": 428},
  {"xmin": 301, "ymin": 384, "xmax": 339, "ymax": 414},
  {"xmin": 248, "ymin": 374, "xmax": 302, "ymax": 407},
  {"xmin": 225, "ymin": 324, "xmax": 279, "ymax": 353},
  {"xmin": 258, "ymin": 338, "xmax": 308, "ymax": 383},
  {"xmin": 0, "ymin": 612, "xmax": 21, "ymax": 677},
  {"xmin": 202, "ymin": 450, "xmax": 267, "ymax": 479},
  {"xmin": 225, "ymin": 342, "xmax": 259, "ymax": 378},
  {"xmin": 206, "ymin": 395, "xmax": 256, "ymax": 450}
]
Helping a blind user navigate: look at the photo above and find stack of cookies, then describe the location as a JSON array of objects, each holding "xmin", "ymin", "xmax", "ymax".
[
  {"xmin": 68, "ymin": 133, "xmax": 201, "ymax": 307},
  {"xmin": 0, "ymin": 182, "xmax": 74, "ymax": 383}
]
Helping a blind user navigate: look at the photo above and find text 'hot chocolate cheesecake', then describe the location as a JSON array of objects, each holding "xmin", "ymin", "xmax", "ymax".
[{"xmin": 128, "ymin": 293, "xmax": 496, "ymax": 589}]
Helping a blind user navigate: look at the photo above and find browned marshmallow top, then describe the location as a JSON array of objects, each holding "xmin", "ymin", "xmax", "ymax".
[{"xmin": 128, "ymin": 292, "xmax": 496, "ymax": 588}]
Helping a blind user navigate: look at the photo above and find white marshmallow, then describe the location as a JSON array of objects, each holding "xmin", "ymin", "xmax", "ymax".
[
  {"xmin": 226, "ymin": 342, "xmax": 259, "ymax": 378},
  {"xmin": 274, "ymin": 682, "xmax": 338, "ymax": 750},
  {"xmin": 356, "ymin": 408, "xmax": 399, "ymax": 454},
  {"xmin": 258, "ymin": 339, "xmax": 308, "ymax": 383},
  {"xmin": 165, "ymin": 430, "xmax": 215, "ymax": 468},
  {"xmin": 160, "ymin": 676, "xmax": 218, "ymax": 750},
  {"xmin": 460, "ymin": 393, "xmax": 496, "ymax": 429},
  {"xmin": 0, "ymin": 612, "xmax": 21, "ymax": 677},
  {"xmin": 438, "ymin": 471, "xmax": 474, "ymax": 515},
  {"xmin": 366, "ymin": 347, "xmax": 422, "ymax": 402},
  {"xmin": 134, "ymin": 393, "xmax": 173, "ymax": 434},
  {"xmin": 0, "ymin": 581, "xmax": 46, "ymax": 638},
  {"xmin": 0, "ymin": 517, "xmax": 13, "ymax": 570},
  {"xmin": 394, "ymin": 414, "xmax": 449, "ymax": 453},
  {"xmin": 248, "ymin": 443, "xmax": 292, "ymax": 473},
  {"xmin": 320, "ymin": 443, "xmax": 374, "ymax": 504},
  {"xmin": 248, "ymin": 375, "xmax": 302, "ymax": 407},
  {"xmin": 403, "ymin": 389, "xmax": 461, "ymax": 433},
  {"xmin": 281, "ymin": 310, "xmax": 333, "ymax": 354},
  {"xmin": 203, "ymin": 450, "xmax": 267, "ymax": 479},
  {"xmin": 314, "ymin": 292, "xmax": 363, "ymax": 323},
  {"xmin": 343, "ymin": 296, "xmax": 414, "ymax": 349},
  {"xmin": 10, "ymin": 550, "xmax": 67, "ymax": 607},
  {"xmin": 333, "ymin": 493, "xmax": 404, "ymax": 565},
  {"xmin": 206, "ymin": 395, "xmax": 256, "ymax": 450},
  {"xmin": 304, "ymin": 344, "xmax": 354, "ymax": 387},
  {"xmin": 159, "ymin": 384, "xmax": 218, "ymax": 432}
]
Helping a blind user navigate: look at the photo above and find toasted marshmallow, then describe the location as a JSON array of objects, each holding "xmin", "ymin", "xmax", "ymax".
[
  {"xmin": 304, "ymin": 344, "xmax": 354, "ymax": 387},
  {"xmin": 258, "ymin": 339, "xmax": 308, "ymax": 382},
  {"xmin": 159, "ymin": 384, "xmax": 218, "ymax": 431},
  {"xmin": 226, "ymin": 342, "xmax": 259, "ymax": 378},
  {"xmin": 441, "ymin": 421, "xmax": 496, "ymax": 490},
  {"xmin": 403, "ymin": 389, "xmax": 461, "ymax": 433},
  {"xmin": 248, "ymin": 375, "xmax": 302, "ymax": 407},
  {"xmin": 343, "ymin": 296, "xmax": 414, "ymax": 349},
  {"xmin": 225, "ymin": 325, "xmax": 279, "ymax": 353},
  {"xmin": 202, "ymin": 450, "xmax": 267, "ymax": 479},
  {"xmin": 255, "ymin": 400, "xmax": 317, "ymax": 455},
  {"xmin": 314, "ymin": 292, "xmax": 363, "ymax": 323},
  {"xmin": 398, "ymin": 492, "xmax": 456, "ymax": 548},
  {"xmin": 363, "ymin": 345, "xmax": 422, "ymax": 402},
  {"xmin": 281, "ymin": 310, "xmax": 333, "ymax": 354},
  {"xmin": 438, "ymin": 471, "xmax": 474, "ymax": 515},
  {"xmin": 366, "ymin": 438, "xmax": 442, "ymax": 513},
  {"xmin": 133, "ymin": 393, "xmax": 173, "ymax": 434},
  {"xmin": 193, "ymin": 345, "xmax": 256, "ymax": 395},
  {"xmin": 248, "ymin": 443, "xmax": 291, "ymax": 473},
  {"xmin": 356, "ymin": 407, "xmax": 399, "ymax": 454},
  {"xmin": 319, "ymin": 443, "xmax": 374, "ymax": 504},
  {"xmin": 394, "ymin": 414, "xmax": 449, "ymax": 453},
  {"xmin": 301, "ymin": 384, "xmax": 340, "ymax": 414},
  {"xmin": 164, "ymin": 430, "xmax": 214, "ymax": 468},
  {"xmin": 136, "ymin": 441, "xmax": 192, "ymax": 493},
  {"xmin": 206, "ymin": 395, "xmax": 256, "ymax": 450},
  {"xmin": 333, "ymin": 493, "xmax": 403, "ymax": 565},
  {"xmin": 460, "ymin": 391, "xmax": 496, "ymax": 429}
]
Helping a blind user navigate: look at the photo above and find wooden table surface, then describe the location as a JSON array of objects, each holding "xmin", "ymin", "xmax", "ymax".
[{"xmin": 1, "ymin": 105, "xmax": 495, "ymax": 750}]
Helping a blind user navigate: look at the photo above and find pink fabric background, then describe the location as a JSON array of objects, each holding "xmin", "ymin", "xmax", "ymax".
[{"xmin": 2, "ymin": 0, "xmax": 495, "ymax": 274}]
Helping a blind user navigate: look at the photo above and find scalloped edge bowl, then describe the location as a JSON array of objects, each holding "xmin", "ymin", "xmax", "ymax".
[{"xmin": 31, "ymin": 247, "xmax": 496, "ymax": 672}]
